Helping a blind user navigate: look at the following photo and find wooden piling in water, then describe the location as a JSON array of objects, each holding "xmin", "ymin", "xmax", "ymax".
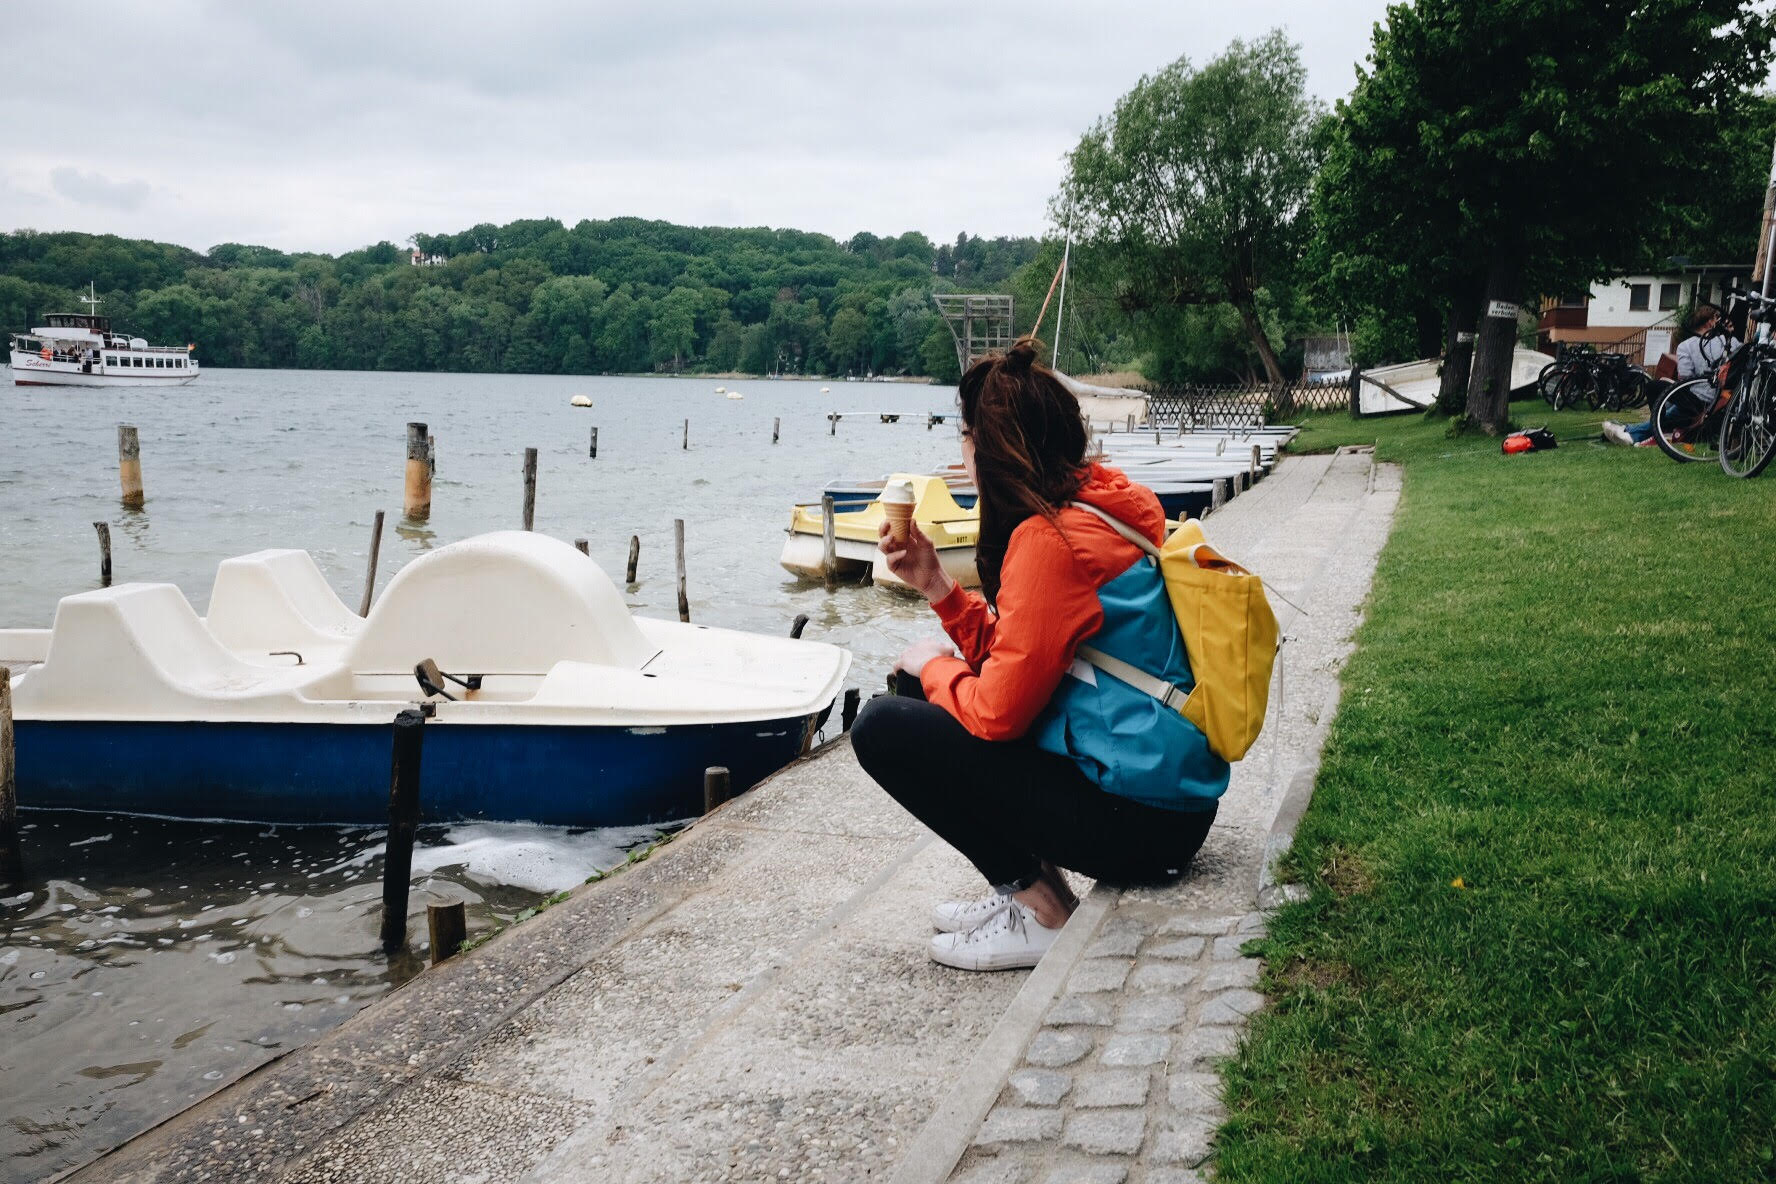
[
  {"xmin": 626, "ymin": 535, "xmax": 640, "ymax": 584},
  {"xmin": 704, "ymin": 766, "xmax": 731, "ymax": 813},
  {"xmin": 841, "ymin": 687, "xmax": 861, "ymax": 732},
  {"xmin": 522, "ymin": 448, "xmax": 538, "ymax": 531},
  {"xmin": 1, "ymin": 667, "xmax": 19, "ymax": 886},
  {"xmin": 93, "ymin": 521, "xmax": 112, "ymax": 587},
  {"xmin": 428, "ymin": 434, "xmax": 436, "ymax": 476},
  {"xmin": 674, "ymin": 519, "xmax": 690, "ymax": 622},
  {"xmin": 682, "ymin": 419, "xmax": 689, "ymax": 451},
  {"xmin": 1250, "ymin": 444, "xmax": 1261, "ymax": 486},
  {"xmin": 1211, "ymin": 478, "xmax": 1229, "ymax": 513},
  {"xmin": 820, "ymin": 494, "xmax": 837, "ymax": 580},
  {"xmin": 427, "ymin": 902, "xmax": 466, "ymax": 965},
  {"xmin": 404, "ymin": 422, "xmax": 431, "ymax": 520},
  {"xmin": 359, "ymin": 510, "xmax": 384, "ymax": 617},
  {"xmin": 828, "ymin": 413, "xmax": 837, "ymax": 437},
  {"xmin": 772, "ymin": 417, "xmax": 780, "ymax": 445},
  {"xmin": 118, "ymin": 425, "xmax": 144, "ymax": 509},
  {"xmin": 589, "ymin": 426, "xmax": 599, "ymax": 459},
  {"xmin": 789, "ymin": 613, "xmax": 809, "ymax": 639},
  {"xmin": 380, "ymin": 708, "xmax": 425, "ymax": 953},
  {"xmin": 1126, "ymin": 413, "xmax": 1136, "ymax": 434},
  {"xmin": 927, "ymin": 411, "xmax": 935, "ymax": 431}
]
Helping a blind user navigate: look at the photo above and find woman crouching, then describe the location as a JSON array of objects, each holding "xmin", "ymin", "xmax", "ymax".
[{"xmin": 850, "ymin": 338, "xmax": 1227, "ymax": 971}]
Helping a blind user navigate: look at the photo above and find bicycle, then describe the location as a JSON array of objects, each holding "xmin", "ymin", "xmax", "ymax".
[
  {"xmin": 1649, "ymin": 377, "xmax": 1727, "ymax": 463},
  {"xmin": 1713, "ymin": 288, "xmax": 1776, "ymax": 478}
]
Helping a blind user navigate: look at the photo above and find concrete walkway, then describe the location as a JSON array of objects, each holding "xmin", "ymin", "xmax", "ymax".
[{"xmin": 74, "ymin": 448, "xmax": 1398, "ymax": 1184}]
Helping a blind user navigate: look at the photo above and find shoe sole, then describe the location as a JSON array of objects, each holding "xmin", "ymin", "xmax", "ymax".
[{"xmin": 928, "ymin": 941, "xmax": 1052, "ymax": 971}]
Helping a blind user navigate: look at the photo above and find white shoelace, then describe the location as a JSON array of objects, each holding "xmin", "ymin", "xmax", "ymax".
[{"xmin": 959, "ymin": 900, "xmax": 1030, "ymax": 945}]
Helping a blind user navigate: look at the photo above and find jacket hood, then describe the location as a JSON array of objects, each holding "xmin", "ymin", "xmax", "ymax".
[{"xmin": 1073, "ymin": 462, "xmax": 1166, "ymax": 544}]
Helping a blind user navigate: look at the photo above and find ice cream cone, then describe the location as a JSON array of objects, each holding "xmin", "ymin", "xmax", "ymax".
[
  {"xmin": 883, "ymin": 501, "xmax": 914, "ymax": 543},
  {"xmin": 880, "ymin": 480, "xmax": 917, "ymax": 543}
]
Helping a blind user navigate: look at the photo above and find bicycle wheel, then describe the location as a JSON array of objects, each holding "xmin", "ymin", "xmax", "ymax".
[
  {"xmin": 1651, "ymin": 379, "xmax": 1720, "ymax": 463},
  {"xmin": 1719, "ymin": 365, "xmax": 1776, "ymax": 478},
  {"xmin": 1537, "ymin": 361, "xmax": 1563, "ymax": 405}
]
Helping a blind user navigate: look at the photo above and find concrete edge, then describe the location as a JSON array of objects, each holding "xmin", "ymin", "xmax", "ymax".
[
  {"xmin": 887, "ymin": 884, "xmax": 1119, "ymax": 1184},
  {"xmin": 65, "ymin": 742, "xmax": 854, "ymax": 1182}
]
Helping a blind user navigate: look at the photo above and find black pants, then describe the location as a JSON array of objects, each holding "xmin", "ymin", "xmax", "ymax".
[{"xmin": 850, "ymin": 685, "xmax": 1216, "ymax": 891}]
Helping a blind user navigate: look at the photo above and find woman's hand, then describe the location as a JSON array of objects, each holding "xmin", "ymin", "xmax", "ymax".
[
  {"xmin": 879, "ymin": 519, "xmax": 956, "ymax": 603},
  {"xmin": 893, "ymin": 636, "xmax": 958, "ymax": 679}
]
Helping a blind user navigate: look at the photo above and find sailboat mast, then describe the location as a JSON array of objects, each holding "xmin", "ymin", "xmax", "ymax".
[{"xmin": 1051, "ymin": 230, "xmax": 1071, "ymax": 369}]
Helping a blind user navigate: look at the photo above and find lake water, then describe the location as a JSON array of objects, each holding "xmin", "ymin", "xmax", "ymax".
[{"xmin": 0, "ymin": 368, "xmax": 964, "ymax": 1182}]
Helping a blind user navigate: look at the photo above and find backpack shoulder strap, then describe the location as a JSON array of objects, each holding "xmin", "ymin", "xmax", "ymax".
[
  {"xmin": 1068, "ymin": 501, "xmax": 1163, "ymax": 560},
  {"xmin": 1076, "ymin": 644, "xmax": 1188, "ymax": 712}
]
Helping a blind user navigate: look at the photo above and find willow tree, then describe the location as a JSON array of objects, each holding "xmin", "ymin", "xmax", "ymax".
[{"xmin": 1057, "ymin": 31, "xmax": 1324, "ymax": 398}]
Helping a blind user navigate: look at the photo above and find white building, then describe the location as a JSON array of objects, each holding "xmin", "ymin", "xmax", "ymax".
[{"xmin": 1537, "ymin": 264, "xmax": 1751, "ymax": 364}]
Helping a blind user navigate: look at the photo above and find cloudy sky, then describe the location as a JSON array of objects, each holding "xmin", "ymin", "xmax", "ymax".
[{"xmin": 4, "ymin": 1, "xmax": 1391, "ymax": 257}]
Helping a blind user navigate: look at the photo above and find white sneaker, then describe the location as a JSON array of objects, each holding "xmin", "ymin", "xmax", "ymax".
[
  {"xmin": 931, "ymin": 891, "xmax": 1013, "ymax": 933},
  {"xmin": 1602, "ymin": 421, "xmax": 1633, "ymax": 446},
  {"xmin": 929, "ymin": 900, "xmax": 1064, "ymax": 971}
]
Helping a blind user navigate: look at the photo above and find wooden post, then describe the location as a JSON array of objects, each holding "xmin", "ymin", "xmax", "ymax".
[
  {"xmin": 927, "ymin": 411, "xmax": 935, "ymax": 431},
  {"xmin": 789, "ymin": 613, "xmax": 809, "ymax": 639},
  {"xmin": 674, "ymin": 518, "xmax": 690, "ymax": 622},
  {"xmin": 1154, "ymin": 427, "xmax": 1161, "ymax": 445},
  {"xmin": 820, "ymin": 494, "xmax": 837, "ymax": 580},
  {"xmin": 1211, "ymin": 478, "xmax": 1229, "ymax": 513},
  {"xmin": 828, "ymin": 413, "xmax": 837, "ymax": 437},
  {"xmin": 522, "ymin": 447, "xmax": 538, "ymax": 531},
  {"xmin": 1348, "ymin": 367, "xmax": 1363, "ymax": 418},
  {"xmin": 1250, "ymin": 444, "xmax": 1261, "ymax": 486},
  {"xmin": 359, "ymin": 510, "xmax": 384, "ymax": 617},
  {"xmin": 93, "ymin": 521, "xmax": 112, "ymax": 587},
  {"xmin": 379, "ymin": 708, "xmax": 425, "ymax": 953},
  {"xmin": 427, "ymin": 901, "xmax": 466, "ymax": 965},
  {"xmin": 703, "ymin": 766, "xmax": 731, "ymax": 813},
  {"xmin": 404, "ymin": 422, "xmax": 431, "ymax": 520},
  {"xmin": 575, "ymin": 539, "xmax": 589, "ymax": 555},
  {"xmin": 772, "ymin": 417, "xmax": 780, "ymax": 445},
  {"xmin": 589, "ymin": 426, "xmax": 599, "ymax": 459},
  {"xmin": 428, "ymin": 434, "xmax": 436, "ymax": 476},
  {"xmin": 1, "ymin": 667, "xmax": 19, "ymax": 886},
  {"xmin": 626, "ymin": 535, "xmax": 640, "ymax": 584},
  {"xmin": 841, "ymin": 687, "xmax": 861, "ymax": 732},
  {"xmin": 117, "ymin": 425, "xmax": 144, "ymax": 508},
  {"xmin": 682, "ymin": 418, "xmax": 689, "ymax": 451},
  {"xmin": 1126, "ymin": 413, "xmax": 1136, "ymax": 434}
]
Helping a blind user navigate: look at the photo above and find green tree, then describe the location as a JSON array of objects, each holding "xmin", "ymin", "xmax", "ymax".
[
  {"xmin": 1327, "ymin": 0, "xmax": 1775, "ymax": 432},
  {"xmin": 826, "ymin": 306, "xmax": 869, "ymax": 375},
  {"xmin": 649, "ymin": 286, "xmax": 701, "ymax": 371},
  {"xmin": 1057, "ymin": 31, "xmax": 1325, "ymax": 397}
]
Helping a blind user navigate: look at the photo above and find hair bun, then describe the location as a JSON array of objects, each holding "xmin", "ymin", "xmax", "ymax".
[{"xmin": 1002, "ymin": 336, "xmax": 1041, "ymax": 375}]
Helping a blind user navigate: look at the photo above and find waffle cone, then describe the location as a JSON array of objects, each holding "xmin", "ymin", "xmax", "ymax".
[{"xmin": 883, "ymin": 501, "xmax": 914, "ymax": 543}]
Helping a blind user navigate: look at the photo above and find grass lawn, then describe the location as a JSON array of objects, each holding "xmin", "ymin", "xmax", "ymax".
[{"xmin": 1218, "ymin": 405, "xmax": 1776, "ymax": 1182}]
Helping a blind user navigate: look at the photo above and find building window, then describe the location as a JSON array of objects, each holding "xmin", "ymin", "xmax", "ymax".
[
  {"xmin": 1628, "ymin": 284, "xmax": 1651, "ymax": 311},
  {"xmin": 1659, "ymin": 283, "xmax": 1681, "ymax": 311},
  {"xmin": 1558, "ymin": 293, "xmax": 1587, "ymax": 307}
]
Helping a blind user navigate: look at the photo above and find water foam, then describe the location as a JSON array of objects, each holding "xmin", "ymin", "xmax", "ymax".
[{"xmin": 408, "ymin": 822, "xmax": 673, "ymax": 894}]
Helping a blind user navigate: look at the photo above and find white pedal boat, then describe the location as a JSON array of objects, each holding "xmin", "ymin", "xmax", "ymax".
[{"xmin": 0, "ymin": 532, "xmax": 850, "ymax": 826}]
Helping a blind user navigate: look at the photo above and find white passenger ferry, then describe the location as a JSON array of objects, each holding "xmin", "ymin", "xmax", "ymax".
[{"xmin": 8, "ymin": 284, "xmax": 199, "ymax": 387}]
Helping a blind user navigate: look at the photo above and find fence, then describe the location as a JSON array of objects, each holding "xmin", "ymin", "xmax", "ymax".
[{"xmin": 1140, "ymin": 380, "xmax": 1354, "ymax": 426}]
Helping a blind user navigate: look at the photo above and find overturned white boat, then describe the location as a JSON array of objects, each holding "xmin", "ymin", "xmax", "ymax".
[
  {"xmin": 0, "ymin": 532, "xmax": 850, "ymax": 826},
  {"xmin": 1347, "ymin": 348, "xmax": 1556, "ymax": 415}
]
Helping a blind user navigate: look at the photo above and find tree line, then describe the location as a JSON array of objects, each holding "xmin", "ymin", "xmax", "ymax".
[
  {"xmin": 1053, "ymin": 3, "xmax": 1776, "ymax": 429},
  {"xmin": 0, "ymin": 221, "xmax": 1042, "ymax": 381}
]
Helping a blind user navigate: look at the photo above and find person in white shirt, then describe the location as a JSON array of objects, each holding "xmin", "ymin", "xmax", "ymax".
[{"xmin": 1604, "ymin": 303, "xmax": 1737, "ymax": 445}]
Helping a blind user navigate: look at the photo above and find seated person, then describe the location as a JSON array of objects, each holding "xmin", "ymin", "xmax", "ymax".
[{"xmin": 1604, "ymin": 303, "xmax": 1736, "ymax": 445}]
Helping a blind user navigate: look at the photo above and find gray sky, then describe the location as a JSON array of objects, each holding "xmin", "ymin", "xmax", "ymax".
[{"xmin": 4, "ymin": 1, "xmax": 1391, "ymax": 256}]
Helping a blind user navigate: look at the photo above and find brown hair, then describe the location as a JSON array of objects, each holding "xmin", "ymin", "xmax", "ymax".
[
  {"xmin": 1690, "ymin": 303, "xmax": 1721, "ymax": 333},
  {"xmin": 958, "ymin": 336, "xmax": 1089, "ymax": 604}
]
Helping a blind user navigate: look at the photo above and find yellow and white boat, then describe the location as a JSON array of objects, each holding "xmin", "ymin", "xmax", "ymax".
[{"xmin": 780, "ymin": 474, "xmax": 979, "ymax": 591}]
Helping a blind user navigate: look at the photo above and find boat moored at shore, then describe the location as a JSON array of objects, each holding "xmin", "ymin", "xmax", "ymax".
[{"xmin": 0, "ymin": 532, "xmax": 849, "ymax": 825}]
